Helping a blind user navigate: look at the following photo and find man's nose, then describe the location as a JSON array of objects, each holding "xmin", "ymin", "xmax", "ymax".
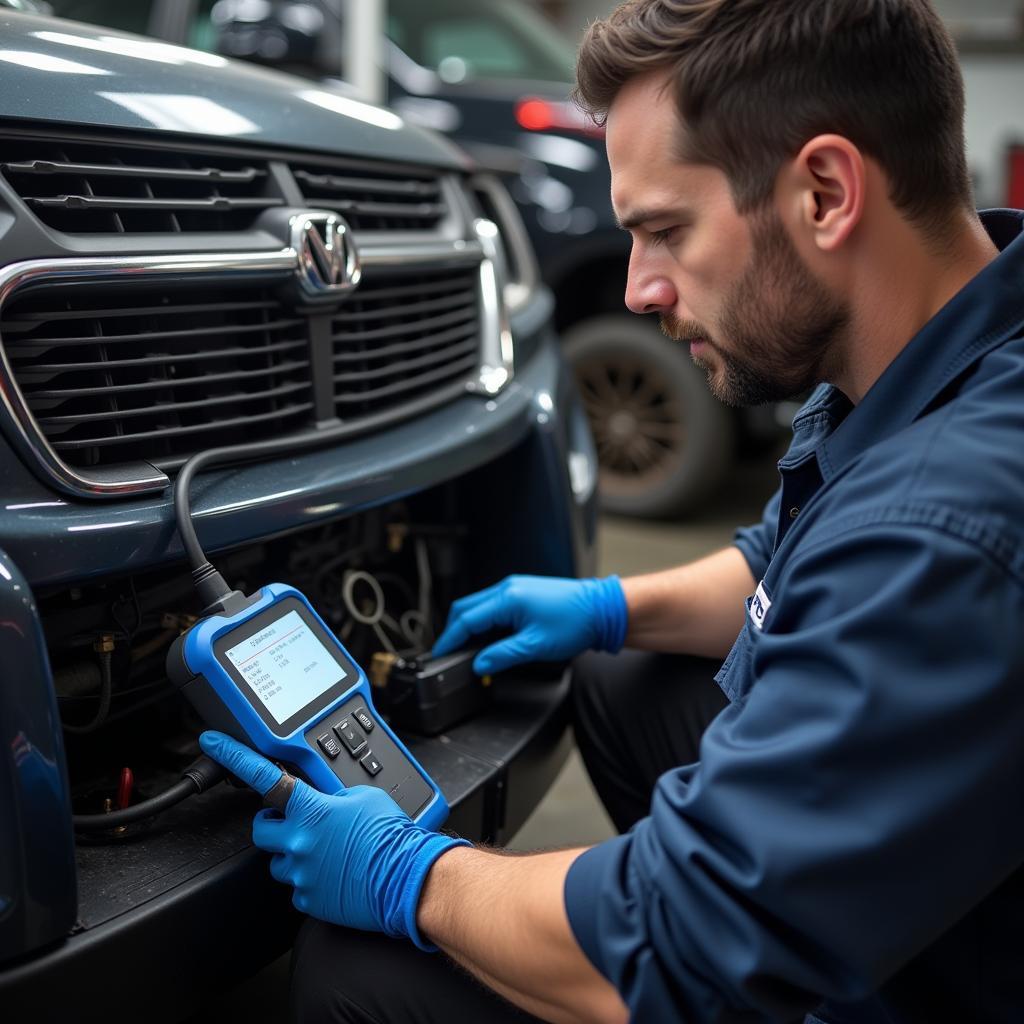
[{"xmin": 624, "ymin": 250, "xmax": 677, "ymax": 315}]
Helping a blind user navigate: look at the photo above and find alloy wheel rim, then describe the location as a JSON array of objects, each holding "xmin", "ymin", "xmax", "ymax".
[{"xmin": 574, "ymin": 353, "xmax": 687, "ymax": 498}]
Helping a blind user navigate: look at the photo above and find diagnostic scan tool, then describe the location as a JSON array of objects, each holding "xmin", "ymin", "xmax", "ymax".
[
  {"xmin": 167, "ymin": 583, "xmax": 447, "ymax": 829},
  {"xmin": 165, "ymin": 440, "xmax": 448, "ymax": 831}
]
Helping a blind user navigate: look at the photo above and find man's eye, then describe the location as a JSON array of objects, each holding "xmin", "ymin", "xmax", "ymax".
[{"xmin": 649, "ymin": 227, "xmax": 677, "ymax": 247}]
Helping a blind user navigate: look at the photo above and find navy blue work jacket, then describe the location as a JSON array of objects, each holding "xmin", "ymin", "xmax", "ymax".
[{"xmin": 565, "ymin": 209, "xmax": 1024, "ymax": 1023}]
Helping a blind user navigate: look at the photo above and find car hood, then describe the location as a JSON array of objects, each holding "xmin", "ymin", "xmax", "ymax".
[{"xmin": 0, "ymin": 10, "xmax": 470, "ymax": 169}]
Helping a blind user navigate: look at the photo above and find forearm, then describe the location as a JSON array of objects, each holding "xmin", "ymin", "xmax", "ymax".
[
  {"xmin": 621, "ymin": 545, "xmax": 755, "ymax": 657},
  {"xmin": 417, "ymin": 846, "xmax": 628, "ymax": 1024}
]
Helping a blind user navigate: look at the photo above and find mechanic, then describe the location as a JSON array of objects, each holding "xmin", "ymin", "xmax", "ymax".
[{"xmin": 199, "ymin": 1, "xmax": 1024, "ymax": 1021}]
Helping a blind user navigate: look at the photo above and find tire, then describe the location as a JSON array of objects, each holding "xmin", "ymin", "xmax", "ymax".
[{"xmin": 563, "ymin": 315, "xmax": 736, "ymax": 519}]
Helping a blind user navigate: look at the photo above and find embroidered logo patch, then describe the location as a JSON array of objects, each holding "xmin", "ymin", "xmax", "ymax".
[{"xmin": 749, "ymin": 580, "xmax": 772, "ymax": 630}]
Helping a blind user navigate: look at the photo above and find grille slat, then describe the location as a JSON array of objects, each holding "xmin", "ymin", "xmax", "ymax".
[
  {"xmin": 8, "ymin": 318, "xmax": 305, "ymax": 350},
  {"xmin": 3, "ymin": 298, "xmax": 280, "ymax": 326},
  {"xmin": 1, "ymin": 138, "xmax": 280, "ymax": 233},
  {"xmin": 333, "ymin": 338, "xmax": 478, "ymax": 385},
  {"xmin": 331, "ymin": 306, "xmax": 476, "ymax": 345},
  {"xmin": 337, "ymin": 277, "xmax": 469, "ymax": 305},
  {"xmin": 335, "ymin": 355, "xmax": 479, "ymax": 406},
  {"xmin": 333, "ymin": 322, "xmax": 477, "ymax": 364},
  {"xmin": 50, "ymin": 403, "xmax": 314, "ymax": 450},
  {"xmin": 13, "ymin": 339, "xmax": 308, "ymax": 373},
  {"xmin": 4, "ymin": 159, "xmax": 264, "ymax": 183},
  {"xmin": 35, "ymin": 380, "xmax": 313, "ymax": 426},
  {"xmin": 291, "ymin": 163, "xmax": 448, "ymax": 232},
  {"xmin": 24, "ymin": 361, "xmax": 311, "ymax": 400},
  {"xmin": 292, "ymin": 170, "xmax": 439, "ymax": 198},
  {"xmin": 333, "ymin": 289, "xmax": 476, "ymax": 325},
  {"xmin": 27, "ymin": 194, "xmax": 283, "ymax": 214},
  {"xmin": 299, "ymin": 198, "xmax": 445, "ymax": 221}
]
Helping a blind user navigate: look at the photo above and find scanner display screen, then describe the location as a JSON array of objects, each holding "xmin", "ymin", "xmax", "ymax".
[{"xmin": 224, "ymin": 609, "xmax": 347, "ymax": 725}]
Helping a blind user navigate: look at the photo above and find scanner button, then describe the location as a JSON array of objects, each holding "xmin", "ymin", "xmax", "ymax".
[
  {"xmin": 317, "ymin": 733, "xmax": 342, "ymax": 760},
  {"xmin": 353, "ymin": 707, "xmax": 374, "ymax": 732},
  {"xmin": 334, "ymin": 720, "xmax": 366, "ymax": 756},
  {"xmin": 360, "ymin": 750, "xmax": 382, "ymax": 776}
]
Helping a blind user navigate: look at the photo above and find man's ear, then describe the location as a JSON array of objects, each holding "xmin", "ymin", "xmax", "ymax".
[{"xmin": 784, "ymin": 134, "xmax": 866, "ymax": 252}]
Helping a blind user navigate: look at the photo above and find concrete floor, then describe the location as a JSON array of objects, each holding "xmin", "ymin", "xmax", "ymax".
[{"xmin": 195, "ymin": 455, "xmax": 781, "ymax": 1020}]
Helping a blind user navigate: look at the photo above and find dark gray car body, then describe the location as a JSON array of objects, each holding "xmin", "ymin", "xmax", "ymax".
[{"xmin": 0, "ymin": 10, "xmax": 596, "ymax": 1017}]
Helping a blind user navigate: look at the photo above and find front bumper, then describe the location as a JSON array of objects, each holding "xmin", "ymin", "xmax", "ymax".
[{"xmin": 0, "ymin": 326, "xmax": 598, "ymax": 1017}]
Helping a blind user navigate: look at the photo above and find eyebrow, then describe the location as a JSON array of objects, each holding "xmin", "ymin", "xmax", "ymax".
[{"xmin": 615, "ymin": 207, "xmax": 691, "ymax": 232}]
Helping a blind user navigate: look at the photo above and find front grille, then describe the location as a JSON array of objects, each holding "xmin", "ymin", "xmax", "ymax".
[
  {"xmin": 2, "ymin": 285, "xmax": 313, "ymax": 470},
  {"xmin": 0, "ymin": 138, "xmax": 282, "ymax": 234},
  {"xmin": 332, "ymin": 266, "xmax": 480, "ymax": 417},
  {"xmin": 0, "ymin": 132, "xmax": 488, "ymax": 494},
  {"xmin": 291, "ymin": 162, "xmax": 448, "ymax": 232}
]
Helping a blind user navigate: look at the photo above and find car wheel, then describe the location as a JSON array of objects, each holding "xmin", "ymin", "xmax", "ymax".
[{"xmin": 564, "ymin": 315, "xmax": 736, "ymax": 519}]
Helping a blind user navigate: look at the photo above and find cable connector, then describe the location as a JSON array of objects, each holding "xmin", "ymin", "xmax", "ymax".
[
  {"xmin": 182, "ymin": 754, "xmax": 227, "ymax": 794},
  {"xmin": 191, "ymin": 562, "xmax": 250, "ymax": 617}
]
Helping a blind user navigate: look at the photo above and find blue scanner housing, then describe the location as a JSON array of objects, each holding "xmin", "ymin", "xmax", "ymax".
[{"xmin": 168, "ymin": 582, "xmax": 448, "ymax": 831}]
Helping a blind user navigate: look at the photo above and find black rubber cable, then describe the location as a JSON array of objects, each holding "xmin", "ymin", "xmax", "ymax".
[
  {"xmin": 72, "ymin": 754, "xmax": 226, "ymax": 832},
  {"xmin": 173, "ymin": 427, "xmax": 362, "ymax": 571},
  {"xmin": 173, "ymin": 426, "xmax": 355, "ymax": 609}
]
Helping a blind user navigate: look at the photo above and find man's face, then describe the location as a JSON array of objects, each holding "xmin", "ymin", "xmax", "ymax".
[{"xmin": 606, "ymin": 72, "xmax": 849, "ymax": 406}]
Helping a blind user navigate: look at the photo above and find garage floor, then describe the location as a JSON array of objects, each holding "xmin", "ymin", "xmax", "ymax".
[{"xmin": 193, "ymin": 455, "xmax": 780, "ymax": 1020}]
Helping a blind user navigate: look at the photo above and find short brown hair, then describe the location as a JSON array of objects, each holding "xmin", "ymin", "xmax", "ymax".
[{"xmin": 575, "ymin": 0, "xmax": 972, "ymax": 236}]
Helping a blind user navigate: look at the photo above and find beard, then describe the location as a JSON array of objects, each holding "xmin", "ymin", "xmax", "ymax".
[{"xmin": 660, "ymin": 210, "xmax": 850, "ymax": 407}]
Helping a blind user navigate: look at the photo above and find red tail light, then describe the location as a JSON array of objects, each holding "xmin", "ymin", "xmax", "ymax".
[{"xmin": 515, "ymin": 97, "xmax": 605, "ymax": 138}]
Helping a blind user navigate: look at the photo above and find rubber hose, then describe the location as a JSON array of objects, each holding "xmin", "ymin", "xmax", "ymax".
[{"xmin": 72, "ymin": 755, "xmax": 226, "ymax": 832}]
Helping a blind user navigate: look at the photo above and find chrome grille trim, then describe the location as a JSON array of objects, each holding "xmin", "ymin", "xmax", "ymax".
[{"xmin": 0, "ymin": 238, "xmax": 491, "ymax": 499}]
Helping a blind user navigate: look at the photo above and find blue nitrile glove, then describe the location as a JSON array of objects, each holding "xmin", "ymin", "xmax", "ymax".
[
  {"xmin": 432, "ymin": 574, "xmax": 628, "ymax": 675},
  {"xmin": 198, "ymin": 731, "xmax": 468, "ymax": 950}
]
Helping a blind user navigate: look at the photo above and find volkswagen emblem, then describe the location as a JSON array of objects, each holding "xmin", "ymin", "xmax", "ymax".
[{"xmin": 289, "ymin": 211, "xmax": 361, "ymax": 300}]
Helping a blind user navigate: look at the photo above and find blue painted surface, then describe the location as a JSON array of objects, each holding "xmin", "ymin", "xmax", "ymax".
[{"xmin": 0, "ymin": 547, "xmax": 77, "ymax": 964}]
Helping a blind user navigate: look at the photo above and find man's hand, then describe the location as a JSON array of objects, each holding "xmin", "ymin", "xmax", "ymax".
[
  {"xmin": 432, "ymin": 575, "xmax": 628, "ymax": 675},
  {"xmin": 199, "ymin": 731, "xmax": 468, "ymax": 949}
]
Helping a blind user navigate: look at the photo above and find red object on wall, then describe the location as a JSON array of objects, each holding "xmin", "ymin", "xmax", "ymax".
[{"xmin": 1006, "ymin": 144, "xmax": 1024, "ymax": 208}]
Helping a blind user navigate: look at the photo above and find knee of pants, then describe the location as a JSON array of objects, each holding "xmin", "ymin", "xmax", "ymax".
[
  {"xmin": 289, "ymin": 919, "xmax": 374, "ymax": 1024},
  {"xmin": 569, "ymin": 649, "xmax": 617, "ymax": 746},
  {"xmin": 289, "ymin": 919, "xmax": 335, "ymax": 1024},
  {"xmin": 570, "ymin": 648, "xmax": 650, "ymax": 742}
]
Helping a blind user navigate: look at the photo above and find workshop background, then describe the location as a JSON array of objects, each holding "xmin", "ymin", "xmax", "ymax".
[{"xmin": 28, "ymin": 0, "xmax": 1023, "ymax": 1017}]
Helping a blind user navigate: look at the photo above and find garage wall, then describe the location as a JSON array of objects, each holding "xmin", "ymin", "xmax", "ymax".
[{"xmin": 960, "ymin": 57, "xmax": 1024, "ymax": 206}]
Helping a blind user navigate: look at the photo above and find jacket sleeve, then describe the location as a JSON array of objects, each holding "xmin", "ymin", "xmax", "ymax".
[
  {"xmin": 564, "ymin": 520, "xmax": 1024, "ymax": 1022},
  {"xmin": 732, "ymin": 486, "xmax": 781, "ymax": 583}
]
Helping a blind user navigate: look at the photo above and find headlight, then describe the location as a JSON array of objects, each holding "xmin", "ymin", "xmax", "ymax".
[{"xmin": 468, "ymin": 173, "xmax": 540, "ymax": 315}]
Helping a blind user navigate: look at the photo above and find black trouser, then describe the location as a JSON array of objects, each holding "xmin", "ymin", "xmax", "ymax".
[{"xmin": 289, "ymin": 651, "xmax": 728, "ymax": 1024}]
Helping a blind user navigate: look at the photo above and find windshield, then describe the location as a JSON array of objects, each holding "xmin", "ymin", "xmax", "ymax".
[{"xmin": 386, "ymin": 0, "xmax": 575, "ymax": 84}]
